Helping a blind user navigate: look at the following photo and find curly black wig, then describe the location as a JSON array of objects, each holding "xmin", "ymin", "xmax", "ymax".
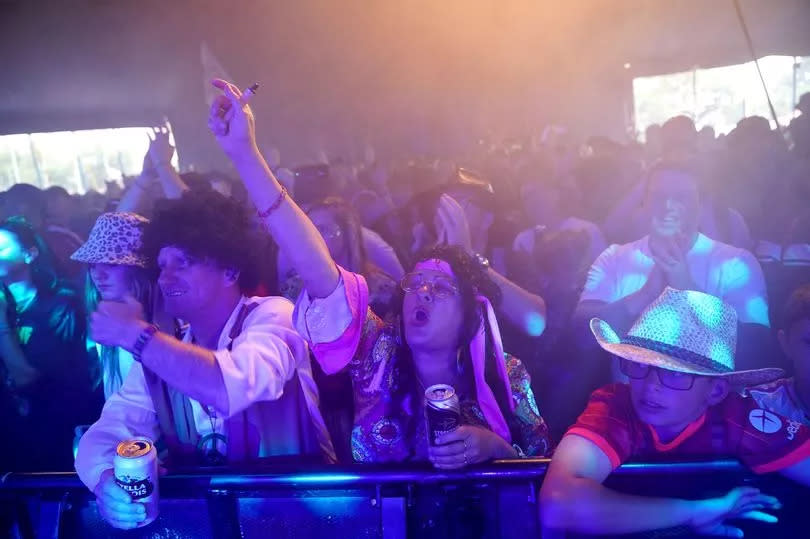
[{"xmin": 139, "ymin": 190, "xmax": 259, "ymax": 291}]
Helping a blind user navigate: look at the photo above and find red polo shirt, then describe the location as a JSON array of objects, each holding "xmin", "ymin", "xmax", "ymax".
[{"xmin": 568, "ymin": 383, "xmax": 810, "ymax": 473}]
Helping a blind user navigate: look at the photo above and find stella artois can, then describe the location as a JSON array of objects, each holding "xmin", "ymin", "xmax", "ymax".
[
  {"xmin": 424, "ymin": 384, "xmax": 461, "ymax": 445},
  {"xmin": 113, "ymin": 437, "xmax": 159, "ymax": 526}
]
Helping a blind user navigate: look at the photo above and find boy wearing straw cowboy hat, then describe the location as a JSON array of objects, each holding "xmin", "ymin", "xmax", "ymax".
[{"xmin": 541, "ymin": 288, "xmax": 810, "ymax": 537}]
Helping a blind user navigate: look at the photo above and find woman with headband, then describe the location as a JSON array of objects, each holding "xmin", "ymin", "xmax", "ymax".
[{"xmin": 207, "ymin": 79, "xmax": 551, "ymax": 465}]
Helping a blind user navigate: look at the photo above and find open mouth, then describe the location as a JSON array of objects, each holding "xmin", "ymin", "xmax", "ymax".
[
  {"xmin": 410, "ymin": 306, "xmax": 431, "ymax": 326},
  {"xmin": 163, "ymin": 289, "xmax": 186, "ymax": 298},
  {"xmin": 658, "ymin": 215, "xmax": 680, "ymax": 226}
]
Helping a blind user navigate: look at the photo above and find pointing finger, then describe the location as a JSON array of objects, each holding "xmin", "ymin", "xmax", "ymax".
[{"xmin": 211, "ymin": 79, "xmax": 243, "ymax": 106}]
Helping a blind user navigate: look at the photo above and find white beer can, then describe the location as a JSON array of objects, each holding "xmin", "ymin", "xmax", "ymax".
[{"xmin": 113, "ymin": 437, "xmax": 159, "ymax": 527}]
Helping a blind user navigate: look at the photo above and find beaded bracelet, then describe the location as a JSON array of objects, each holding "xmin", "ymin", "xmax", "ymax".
[
  {"xmin": 255, "ymin": 186, "xmax": 288, "ymax": 219},
  {"xmin": 132, "ymin": 324, "xmax": 159, "ymax": 363}
]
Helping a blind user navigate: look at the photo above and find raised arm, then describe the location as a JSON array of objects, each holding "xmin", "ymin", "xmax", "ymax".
[
  {"xmin": 116, "ymin": 150, "xmax": 157, "ymax": 213},
  {"xmin": 90, "ymin": 295, "xmax": 305, "ymax": 419},
  {"xmin": 147, "ymin": 126, "xmax": 189, "ymax": 200},
  {"xmin": 116, "ymin": 129, "xmax": 188, "ymax": 213},
  {"xmin": 208, "ymin": 79, "xmax": 338, "ymax": 298},
  {"xmin": 540, "ymin": 434, "xmax": 780, "ymax": 536},
  {"xmin": 436, "ymin": 194, "xmax": 547, "ymax": 336}
]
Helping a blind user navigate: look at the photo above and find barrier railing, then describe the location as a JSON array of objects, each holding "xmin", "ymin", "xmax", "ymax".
[{"xmin": 1, "ymin": 459, "xmax": 805, "ymax": 538}]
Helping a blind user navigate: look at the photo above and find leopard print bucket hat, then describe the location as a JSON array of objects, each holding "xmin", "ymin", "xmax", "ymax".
[
  {"xmin": 71, "ymin": 212, "xmax": 149, "ymax": 267},
  {"xmin": 590, "ymin": 287, "xmax": 784, "ymax": 388}
]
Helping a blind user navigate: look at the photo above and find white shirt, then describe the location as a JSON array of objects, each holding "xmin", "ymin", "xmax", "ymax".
[
  {"xmin": 580, "ymin": 233, "xmax": 770, "ymax": 326},
  {"xmin": 75, "ymin": 295, "xmax": 331, "ymax": 491},
  {"xmin": 96, "ymin": 345, "xmax": 135, "ymax": 400},
  {"xmin": 294, "ymin": 276, "xmax": 353, "ymax": 346}
]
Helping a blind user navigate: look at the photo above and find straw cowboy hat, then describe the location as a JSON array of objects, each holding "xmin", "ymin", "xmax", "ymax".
[
  {"xmin": 71, "ymin": 212, "xmax": 149, "ymax": 268},
  {"xmin": 590, "ymin": 288, "xmax": 783, "ymax": 388}
]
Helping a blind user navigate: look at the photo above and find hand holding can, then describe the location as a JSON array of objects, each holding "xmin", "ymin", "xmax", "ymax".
[
  {"xmin": 93, "ymin": 469, "xmax": 147, "ymax": 530},
  {"xmin": 111, "ymin": 438, "xmax": 160, "ymax": 528},
  {"xmin": 425, "ymin": 384, "xmax": 461, "ymax": 446}
]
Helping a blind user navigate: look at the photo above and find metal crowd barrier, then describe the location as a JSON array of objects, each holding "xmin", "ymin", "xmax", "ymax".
[{"xmin": 1, "ymin": 458, "xmax": 805, "ymax": 538}]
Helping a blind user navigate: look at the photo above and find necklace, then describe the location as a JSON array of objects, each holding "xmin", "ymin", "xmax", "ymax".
[
  {"xmin": 206, "ymin": 405, "xmax": 218, "ymax": 434},
  {"xmin": 190, "ymin": 334, "xmax": 228, "ymax": 465}
]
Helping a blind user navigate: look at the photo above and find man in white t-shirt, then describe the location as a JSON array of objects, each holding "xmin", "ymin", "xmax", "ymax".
[{"xmin": 574, "ymin": 161, "xmax": 772, "ymax": 371}]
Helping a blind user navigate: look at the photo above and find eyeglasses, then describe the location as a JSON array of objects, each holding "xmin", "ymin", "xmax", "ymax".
[
  {"xmin": 619, "ymin": 359, "xmax": 697, "ymax": 391},
  {"xmin": 400, "ymin": 272, "xmax": 459, "ymax": 299}
]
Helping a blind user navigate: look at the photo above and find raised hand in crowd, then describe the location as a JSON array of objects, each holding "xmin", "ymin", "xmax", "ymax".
[
  {"xmin": 117, "ymin": 125, "xmax": 187, "ymax": 213},
  {"xmin": 208, "ymin": 80, "xmax": 258, "ymax": 159},
  {"xmin": 436, "ymin": 194, "xmax": 547, "ymax": 337},
  {"xmin": 435, "ymin": 193, "xmax": 473, "ymax": 251},
  {"xmin": 147, "ymin": 126, "xmax": 175, "ymax": 169},
  {"xmin": 117, "ymin": 144, "xmax": 159, "ymax": 213},
  {"xmin": 208, "ymin": 78, "xmax": 338, "ymax": 298},
  {"xmin": 147, "ymin": 125, "xmax": 187, "ymax": 199},
  {"xmin": 140, "ymin": 142, "xmax": 157, "ymax": 180}
]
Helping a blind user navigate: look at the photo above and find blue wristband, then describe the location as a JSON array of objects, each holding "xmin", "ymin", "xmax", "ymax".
[{"xmin": 132, "ymin": 324, "xmax": 158, "ymax": 363}]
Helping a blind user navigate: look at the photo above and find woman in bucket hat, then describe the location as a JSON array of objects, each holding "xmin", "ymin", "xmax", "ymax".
[
  {"xmin": 71, "ymin": 212, "xmax": 166, "ymax": 399},
  {"xmin": 540, "ymin": 288, "xmax": 810, "ymax": 537}
]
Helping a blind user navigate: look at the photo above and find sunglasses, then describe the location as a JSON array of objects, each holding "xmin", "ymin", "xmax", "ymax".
[
  {"xmin": 619, "ymin": 359, "xmax": 697, "ymax": 391},
  {"xmin": 400, "ymin": 272, "xmax": 459, "ymax": 299}
]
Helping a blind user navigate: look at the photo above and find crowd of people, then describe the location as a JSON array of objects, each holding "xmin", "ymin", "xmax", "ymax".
[{"xmin": 2, "ymin": 82, "xmax": 810, "ymax": 535}]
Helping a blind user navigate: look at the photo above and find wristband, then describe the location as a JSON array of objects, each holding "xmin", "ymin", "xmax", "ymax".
[
  {"xmin": 255, "ymin": 186, "xmax": 288, "ymax": 219},
  {"xmin": 132, "ymin": 324, "xmax": 159, "ymax": 363}
]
